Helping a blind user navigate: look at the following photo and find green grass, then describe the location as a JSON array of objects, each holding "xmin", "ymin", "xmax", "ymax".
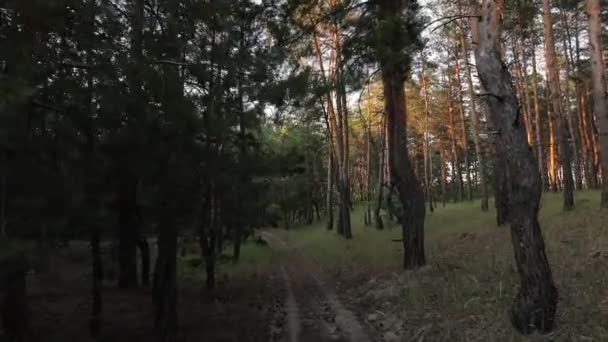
[
  {"xmin": 255, "ymin": 190, "xmax": 604, "ymax": 270},
  {"xmin": 223, "ymin": 190, "xmax": 608, "ymax": 340}
]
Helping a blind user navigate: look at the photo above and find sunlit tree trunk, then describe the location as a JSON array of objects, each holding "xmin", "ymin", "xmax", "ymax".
[
  {"xmin": 542, "ymin": 0, "xmax": 575, "ymax": 210},
  {"xmin": 587, "ymin": 0, "xmax": 608, "ymax": 207},
  {"xmin": 530, "ymin": 42, "xmax": 548, "ymax": 189}
]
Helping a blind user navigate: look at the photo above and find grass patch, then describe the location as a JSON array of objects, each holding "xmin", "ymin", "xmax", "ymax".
[{"xmin": 258, "ymin": 190, "xmax": 608, "ymax": 340}]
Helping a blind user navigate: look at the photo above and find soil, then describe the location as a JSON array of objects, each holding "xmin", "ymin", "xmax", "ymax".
[{"xmin": 8, "ymin": 236, "xmax": 378, "ymax": 342}]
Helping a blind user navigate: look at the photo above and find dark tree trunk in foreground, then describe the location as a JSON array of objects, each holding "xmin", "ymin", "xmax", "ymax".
[
  {"xmin": 376, "ymin": 0, "xmax": 425, "ymax": 270},
  {"xmin": 476, "ymin": 0, "xmax": 557, "ymax": 334},
  {"xmin": 587, "ymin": 0, "xmax": 608, "ymax": 208}
]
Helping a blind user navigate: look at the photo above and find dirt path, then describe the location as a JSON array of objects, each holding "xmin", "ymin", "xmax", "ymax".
[{"xmin": 262, "ymin": 232, "xmax": 371, "ymax": 342}]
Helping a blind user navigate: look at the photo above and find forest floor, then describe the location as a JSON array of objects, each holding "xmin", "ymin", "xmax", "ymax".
[
  {"xmin": 5, "ymin": 190, "xmax": 608, "ymax": 342},
  {"xmin": 263, "ymin": 190, "xmax": 608, "ymax": 342}
]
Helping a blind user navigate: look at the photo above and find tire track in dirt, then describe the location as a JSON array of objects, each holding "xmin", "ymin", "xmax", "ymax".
[
  {"xmin": 262, "ymin": 231, "xmax": 371, "ymax": 342},
  {"xmin": 280, "ymin": 265, "xmax": 301, "ymax": 342}
]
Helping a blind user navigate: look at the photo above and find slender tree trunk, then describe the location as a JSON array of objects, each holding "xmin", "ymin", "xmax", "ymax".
[
  {"xmin": 137, "ymin": 237, "xmax": 150, "ymax": 286},
  {"xmin": 476, "ymin": 0, "xmax": 558, "ymax": 333},
  {"xmin": 460, "ymin": 24, "xmax": 489, "ymax": 210},
  {"xmin": 559, "ymin": 10, "xmax": 583, "ymax": 190},
  {"xmin": 516, "ymin": 37, "xmax": 534, "ymax": 146},
  {"xmin": 154, "ymin": 3, "xmax": 181, "ymax": 339},
  {"xmin": 326, "ymin": 149, "xmax": 334, "ymax": 229},
  {"xmin": 118, "ymin": 176, "xmax": 139, "ymax": 289},
  {"xmin": 374, "ymin": 118, "xmax": 385, "ymax": 230},
  {"xmin": 587, "ymin": 0, "xmax": 608, "ymax": 207},
  {"xmin": 366, "ymin": 116, "xmax": 373, "ymax": 225},
  {"xmin": 421, "ymin": 66, "xmax": 434, "ymax": 213},
  {"xmin": 582, "ymin": 84, "xmax": 599, "ymax": 188},
  {"xmin": 531, "ymin": 44, "xmax": 547, "ymax": 188},
  {"xmin": 232, "ymin": 226, "xmax": 241, "ymax": 263},
  {"xmin": 440, "ymin": 148, "xmax": 447, "ymax": 207},
  {"xmin": 453, "ymin": 53, "xmax": 473, "ymax": 200},
  {"xmin": 542, "ymin": 0, "xmax": 575, "ymax": 210},
  {"xmin": 0, "ymin": 160, "xmax": 6, "ymax": 237},
  {"xmin": 446, "ymin": 70, "xmax": 464, "ymax": 201},
  {"xmin": 154, "ymin": 202, "xmax": 177, "ymax": 342},
  {"xmin": 84, "ymin": 38, "xmax": 102, "ymax": 335}
]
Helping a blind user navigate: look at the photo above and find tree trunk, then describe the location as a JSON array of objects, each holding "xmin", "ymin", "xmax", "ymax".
[
  {"xmin": 375, "ymin": 0, "xmax": 426, "ymax": 267},
  {"xmin": 421, "ymin": 66, "xmax": 434, "ymax": 213},
  {"xmin": 542, "ymin": 0, "xmax": 575, "ymax": 210},
  {"xmin": 460, "ymin": 23, "xmax": 489, "ymax": 210},
  {"xmin": 232, "ymin": 226, "xmax": 242, "ymax": 263},
  {"xmin": 374, "ymin": 118, "xmax": 385, "ymax": 230},
  {"xmin": 531, "ymin": 43, "xmax": 547, "ymax": 188},
  {"xmin": 90, "ymin": 225, "xmax": 102, "ymax": 335},
  {"xmin": 453, "ymin": 53, "xmax": 473, "ymax": 201},
  {"xmin": 154, "ymin": 209, "xmax": 177, "ymax": 342},
  {"xmin": 366, "ymin": 111, "xmax": 373, "ymax": 225},
  {"xmin": 440, "ymin": 148, "xmax": 447, "ymax": 207},
  {"xmin": 118, "ymin": 176, "xmax": 139, "ymax": 289},
  {"xmin": 137, "ymin": 237, "xmax": 150, "ymax": 286},
  {"xmin": 119, "ymin": 0, "xmax": 145, "ymax": 290},
  {"xmin": 84, "ymin": 38, "xmax": 102, "ymax": 335},
  {"xmin": 0, "ymin": 159, "xmax": 6, "ymax": 237},
  {"xmin": 326, "ymin": 149, "xmax": 334, "ymax": 230},
  {"xmin": 154, "ymin": 2, "xmax": 180, "ymax": 339},
  {"xmin": 559, "ymin": 9, "xmax": 583, "ymax": 190},
  {"xmin": 587, "ymin": 0, "xmax": 608, "ymax": 207},
  {"xmin": 446, "ymin": 69, "xmax": 464, "ymax": 201},
  {"xmin": 382, "ymin": 70, "xmax": 426, "ymax": 269},
  {"xmin": 476, "ymin": 0, "xmax": 558, "ymax": 333}
]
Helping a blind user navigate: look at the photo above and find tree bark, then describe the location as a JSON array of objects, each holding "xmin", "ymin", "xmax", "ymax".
[
  {"xmin": 421, "ymin": 66, "xmax": 434, "ymax": 213},
  {"xmin": 587, "ymin": 0, "xmax": 608, "ymax": 206},
  {"xmin": 374, "ymin": 118, "xmax": 385, "ymax": 230},
  {"xmin": 326, "ymin": 149, "xmax": 334, "ymax": 230},
  {"xmin": 453, "ymin": 53, "xmax": 473, "ymax": 201},
  {"xmin": 0, "ymin": 159, "xmax": 6, "ymax": 237},
  {"xmin": 382, "ymin": 70, "xmax": 426, "ymax": 269},
  {"xmin": 531, "ymin": 42, "xmax": 547, "ymax": 188},
  {"xmin": 559, "ymin": 9, "xmax": 583, "ymax": 190},
  {"xmin": 446, "ymin": 68, "xmax": 464, "ymax": 201},
  {"xmin": 459, "ymin": 22, "xmax": 489, "ymax": 211},
  {"xmin": 118, "ymin": 176, "xmax": 139, "ymax": 289},
  {"xmin": 154, "ymin": 206, "xmax": 177, "ymax": 342},
  {"xmin": 476, "ymin": 0, "xmax": 558, "ymax": 333},
  {"xmin": 376, "ymin": 0, "xmax": 426, "ymax": 267},
  {"xmin": 440, "ymin": 148, "xmax": 447, "ymax": 207},
  {"xmin": 137, "ymin": 236, "xmax": 150, "ymax": 286},
  {"xmin": 542, "ymin": 0, "xmax": 575, "ymax": 210}
]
